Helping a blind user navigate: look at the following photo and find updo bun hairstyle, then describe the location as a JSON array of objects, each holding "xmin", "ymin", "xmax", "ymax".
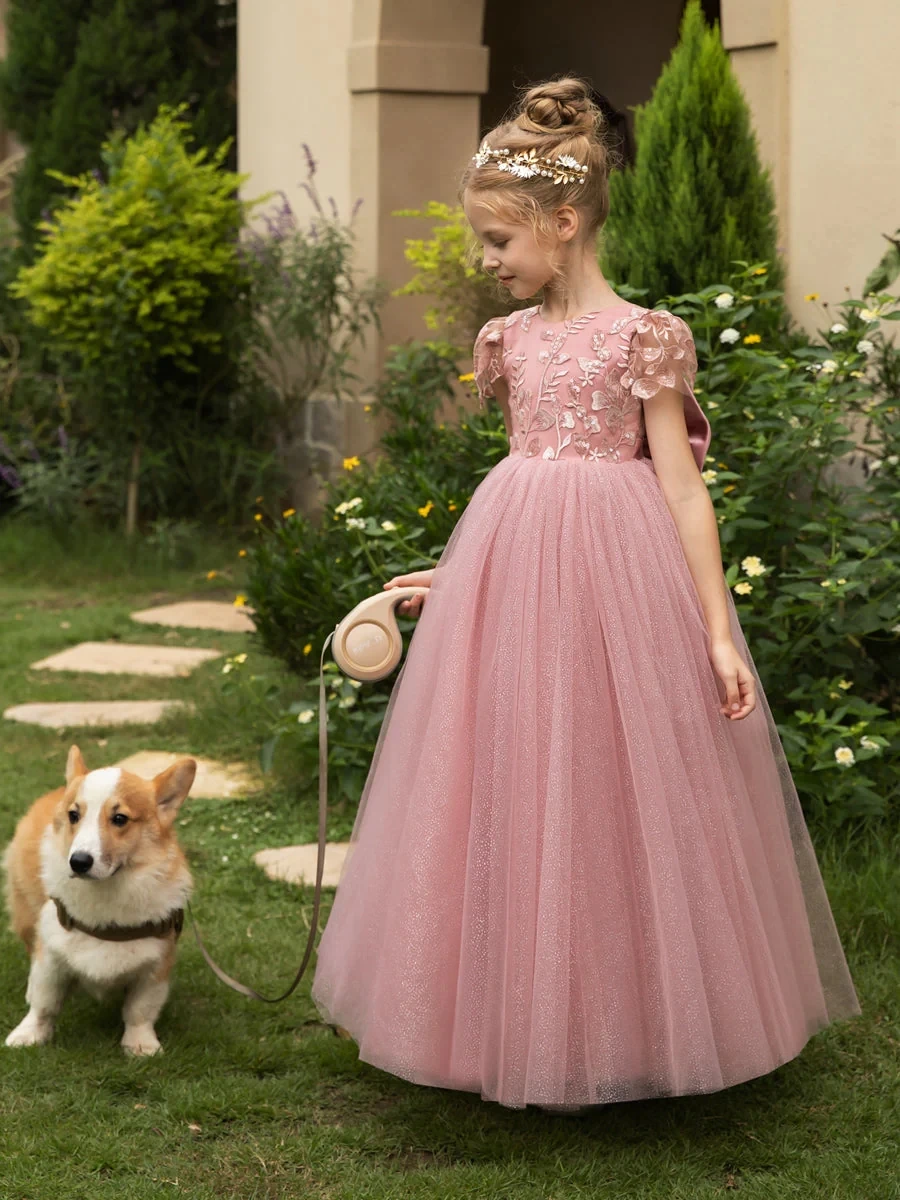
[{"xmin": 460, "ymin": 76, "xmax": 618, "ymax": 303}]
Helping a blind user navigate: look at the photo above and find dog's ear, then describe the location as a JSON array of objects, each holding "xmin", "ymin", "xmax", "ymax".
[
  {"xmin": 153, "ymin": 758, "xmax": 197, "ymax": 826},
  {"xmin": 66, "ymin": 745, "xmax": 88, "ymax": 785}
]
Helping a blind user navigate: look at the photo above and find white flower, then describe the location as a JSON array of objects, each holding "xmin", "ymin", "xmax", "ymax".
[
  {"xmin": 714, "ymin": 293, "xmax": 735, "ymax": 310},
  {"xmin": 819, "ymin": 359, "xmax": 838, "ymax": 374},
  {"xmin": 701, "ymin": 469, "xmax": 718, "ymax": 483},
  {"xmin": 860, "ymin": 308, "xmax": 881, "ymax": 323},
  {"xmin": 867, "ymin": 458, "xmax": 883, "ymax": 473},
  {"xmin": 856, "ymin": 339, "xmax": 875, "ymax": 354},
  {"xmin": 221, "ymin": 662, "xmax": 233, "ymax": 674},
  {"xmin": 338, "ymin": 695, "xmax": 356, "ymax": 708},
  {"xmin": 834, "ymin": 746, "xmax": 855, "ymax": 767},
  {"xmin": 734, "ymin": 581, "xmax": 753, "ymax": 595},
  {"xmin": 346, "ymin": 497, "xmax": 363, "ymax": 509},
  {"xmin": 719, "ymin": 328, "xmax": 740, "ymax": 345},
  {"xmin": 742, "ymin": 408, "xmax": 755, "ymax": 420},
  {"xmin": 705, "ymin": 454, "xmax": 716, "ymax": 463},
  {"xmin": 345, "ymin": 517, "xmax": 366, "ymax": 530},
  {"xmin": 741, "ymin": 555, "xmax": 767, "ymax": 577},
  {"xmin": 806, "ymin": 363, "xmax": 822, "ymax": 373},
  {"xmin": 297, "ymin": 709, "xmax": 315, "ymax": 724},
  {"xmin": 381, "ymin": 520, "xmax": 397, "ymax": 531},
  {"xmin": 887, "ymin": 455, "xmax": 899, "ymax": 465},
  {"xmin": 809, "ymin": 436, "xmax": 821, "ymax": 448},
  {"xmin": 788, "ymin": 415, "xmax": 801, "ymax": 428},
  {"xmin": 830, "ymin": 323, "xmax": 847, "ymax": 334},
  {"xmin": 860, "ymin": 736, "xmax": 880, "ymax": 752}
]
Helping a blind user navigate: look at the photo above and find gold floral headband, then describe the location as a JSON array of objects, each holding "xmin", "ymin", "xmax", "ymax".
[{"xmin": 472, "ymin": 141, "xmax": 589, "ymax": 185}]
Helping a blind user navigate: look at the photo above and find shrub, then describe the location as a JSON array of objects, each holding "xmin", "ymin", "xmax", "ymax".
[
  {"xmin": 9, "ymin": 103, "xmax": 258, "ymax": 534},
  {"xmin": 240, "ymin": 146, "xmax": 385, "ymax": 442},
  {"xmin": 0, "ymin": 0, "xmax": 237, "ymax": 250},
  {"xmin": 601, "ymin": 0, "xmax": 783, "ymax": 307}
]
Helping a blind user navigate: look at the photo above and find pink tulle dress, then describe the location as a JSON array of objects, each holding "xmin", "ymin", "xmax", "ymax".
[{"xmin": 310, "ymin": 302, "xmax": 862, "ymax": 1110}]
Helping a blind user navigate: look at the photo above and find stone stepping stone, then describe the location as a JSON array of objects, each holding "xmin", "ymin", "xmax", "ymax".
[
  {"xmin": 114, "ymin": 750, "xmax": 260, "ymax": 799},
  {"xmin": 131, "ymin": 601, "xmax": 256, "ymax": 634},
  {"xmin": 253, "ymin": 843, "xmax": 351, "ymax": 889},
  {"xmin": 30, "ymin": 642, "xmax": 221, "ymax": 677},
  {"xmin": 3, "ymin": 700, "xmax": 193, "ymax": 729}
]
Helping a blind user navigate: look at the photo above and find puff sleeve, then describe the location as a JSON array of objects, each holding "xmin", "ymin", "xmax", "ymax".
[
  {"xmin": 624, "ymin": 309, "xmax": 711, "ymax": 472},
  {"xmin": 472, "ymin": 316, "xmax": 506, "ymax": 409}
]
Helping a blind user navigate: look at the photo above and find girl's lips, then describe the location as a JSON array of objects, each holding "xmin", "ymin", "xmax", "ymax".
[{"xmin": 498, "ymin": 275, "xmax": 514, "ymax": 284}]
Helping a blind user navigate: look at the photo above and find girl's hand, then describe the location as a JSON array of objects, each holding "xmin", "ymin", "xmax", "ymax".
[
  {"xmin": 383, "ymin": 569, "xmax": 436, "ymax": 618},
  {"xmin": 709, "ymin": 638, "xmax": 757, "ymax": 720}
]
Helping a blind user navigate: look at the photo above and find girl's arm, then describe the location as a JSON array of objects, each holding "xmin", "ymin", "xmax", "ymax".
[
  {"xmin": 643, "ymin": 390, "xmax": 731, "ymax": 642},
  {"xmin": 642, "ymin": 391, "xmax": 757, "ymax": 719}
]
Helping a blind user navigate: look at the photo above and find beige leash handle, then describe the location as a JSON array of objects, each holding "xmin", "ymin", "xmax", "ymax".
[
  {"xmin": 184, "ymin": 630, "xmax": 336, "ymax": 1003},
  {"xmin": 186, "ymin": 584, "xmax": 430, "ymax": 1004}
]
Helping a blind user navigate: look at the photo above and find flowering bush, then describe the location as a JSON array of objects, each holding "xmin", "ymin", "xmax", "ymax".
[{"xmin": 245, "ymin": 262, "xmax": 899, "ymax": 831}]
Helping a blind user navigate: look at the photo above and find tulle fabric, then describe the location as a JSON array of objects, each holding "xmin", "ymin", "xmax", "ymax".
[{"xmin": 310, "ymin": 451, "xmax": 861, "ymax": 1109}]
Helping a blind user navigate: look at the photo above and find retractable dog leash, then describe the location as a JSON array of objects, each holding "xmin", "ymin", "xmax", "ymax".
[{"xmin": 186, "ymin": 586, "xmax": 431, "ymax": 1003}]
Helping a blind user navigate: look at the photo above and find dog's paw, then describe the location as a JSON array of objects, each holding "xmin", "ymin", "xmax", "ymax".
[
  {"xmin": 121, "ymin": 1026, "xmax": 162, "ymax": 1057},
  {"xmin": 5, "ymin": 1016, "xmax": 54, "ymax": 1048}
]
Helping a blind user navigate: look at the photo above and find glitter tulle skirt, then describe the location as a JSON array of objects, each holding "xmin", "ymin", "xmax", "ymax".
[{"xmin": 310, "ymin": 453, "xmax": 861, "ymax": 1110}]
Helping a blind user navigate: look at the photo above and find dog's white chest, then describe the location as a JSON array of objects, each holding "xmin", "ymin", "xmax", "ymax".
[{"xmin": 39, "ymin": 902, "xmax": 167, "ymax": 988}]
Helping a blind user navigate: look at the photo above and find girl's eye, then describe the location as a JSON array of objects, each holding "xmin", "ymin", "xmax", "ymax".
[
  {"xmin": 111, "ymin": 813, "xmax": 129, "ymax": 827},
  {"xmin": 68, "ymin": 810, "xmax": 79, "ymax": 825},
  {"xmin": 494, "ymin": 240, "xmax": 508, "ymax": 249}
]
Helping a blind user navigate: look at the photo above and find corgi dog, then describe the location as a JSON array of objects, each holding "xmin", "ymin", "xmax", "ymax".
[{"xmin": 3, "ymin": 745, "xmax": 195, "ymax": 1056}]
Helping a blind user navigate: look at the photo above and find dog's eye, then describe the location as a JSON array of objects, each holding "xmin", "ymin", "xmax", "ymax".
[
  {"xmin": 68, "ymin": 810, "xmax": 79, "ymax": 825},
  {"xmin": 111, "ymin": 813, "xmax": 129, "ymax": 827}
]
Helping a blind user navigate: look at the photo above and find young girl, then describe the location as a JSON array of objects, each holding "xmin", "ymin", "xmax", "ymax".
[{"xmin": 310, "ymin": 77, "xmax": 862, "ymax": 1113}]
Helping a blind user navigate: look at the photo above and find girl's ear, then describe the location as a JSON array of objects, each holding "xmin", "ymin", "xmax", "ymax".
[{"xmin": 555, "ymin": 205, "xmax": 580, "ymax": 241}]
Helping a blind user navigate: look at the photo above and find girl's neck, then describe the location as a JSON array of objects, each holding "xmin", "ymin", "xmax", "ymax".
[{"xmin": 539, "ymin": 266, "xmax": 623, "ymax": 322}]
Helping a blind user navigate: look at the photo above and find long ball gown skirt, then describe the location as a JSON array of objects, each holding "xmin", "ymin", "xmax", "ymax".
[{"xmin": 310, "ymin": 303, "xmax": 862, "ymax": 1110}]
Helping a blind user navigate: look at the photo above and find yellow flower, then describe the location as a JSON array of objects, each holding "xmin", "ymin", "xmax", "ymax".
[
  {"xmin": 363, "ymin": 404, "xmax": 372, "ymax": 413},
  {"xmin": 448, "ymin": 502, "xmax": 457, "ymax": 511},
  {"xmin": 418, "ymin": 500, "xmax": 435, "ymax": 518},
  {"xmin": 255, "ymin": 495, "xmax": 263, "ymax": 504},
  {"xmin": 282, "ymin": 508, "xmax": 296, "ymax": 518},
  {"xmin": 743, "ymin": 334, "xmax": 762, "ymax": 345},
  {"xmin": 234, "ymin": 653, "xmax": 247, "ymax": 664},
  {"xmin": 233, "ymin": 594, "xmax": 247, "ymax": 607},
  {"xmin": 820, "ymin": 579, "xmax": 833, "ymax": 587},
  {"xmin": 303, "ymin": 643, "xmax": 312, "ymax": 656},
  {"xmin": 458, "ymin": 372, "xmax": 475, "ymax": 383},
  {"xmin": 343, "ymin": 456, "xmax": 361, "ymax": 470},
  {"xmin": 836, "ymin": 577, "xmax": 847, "ymax": 584},
  {"xmin": 804, "ymin": 293, "xmax": 819, "ymax": 302},
  {"xmin": 734, "ymin": 582, "xmax": 753, "ymax": 595},
  {"xmin": 723, "ymin": 484, "xmax": 736, "ymax": 493},
  {"xmin": 238, "ymin": 549, "xmax": 247, "ymax": 558},
  {"xmin": 752, "ymin": 268, "xmax": 767, "ymax": 276},
  {"xmin": 716, "ymin": 461, "xmax": 728, "ymax": 469},
  {"xmin": 206, "ymin": 570, "xmax": 217, "ymax": 580},
  {"xmin": 837, "ymin": 679, "xmax": 853, "ymax": 690},
  {"xmin": 254, "ymin": 513, "xmax": 263, "ymax": 522}
]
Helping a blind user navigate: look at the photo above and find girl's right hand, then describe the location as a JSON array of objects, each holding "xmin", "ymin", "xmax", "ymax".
[{"xmin": 383, "ymin": 569, "xmax": 436, "ymax": 618}]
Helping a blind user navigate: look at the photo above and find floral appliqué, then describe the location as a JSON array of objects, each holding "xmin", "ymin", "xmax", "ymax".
[{"xmin": 472, "ymin": 305, "xmax": 699, "ymax": 464}]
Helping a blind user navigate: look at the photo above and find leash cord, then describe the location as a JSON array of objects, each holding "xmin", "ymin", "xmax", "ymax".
[{"xmin": 185, "ymin": 629, "xmax": 337, "ymax": 1003}]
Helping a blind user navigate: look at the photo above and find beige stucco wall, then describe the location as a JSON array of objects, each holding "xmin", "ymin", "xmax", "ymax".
[{"xmin": 723, "ymin": 0, "xmax": 900, "ymax": 330}]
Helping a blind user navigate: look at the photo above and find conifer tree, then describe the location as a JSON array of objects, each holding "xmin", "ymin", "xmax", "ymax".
[
  {"xmin": 601, "ymin": 0, "xmax": 782, "ymax": 304},
  {"xmin": 0, "ymin": 0, "xmax": 236, "ymax": 250}
]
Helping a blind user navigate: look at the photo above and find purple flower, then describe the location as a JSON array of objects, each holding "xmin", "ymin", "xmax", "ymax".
[
  {"xmin": 57, "ymin": 425, "xmax": 69, "ymax": 451},
  {"xmin": 91, "ymin": 168, "xmax": 104, "ymax": 184},
  {"xmin": 302, "ymin": 143, "xmax": 318, "ymax": 179},
  {"xmin": 350, "ymin": 197, "xmax": 363, "ymax": 222},
  {"xmin": 0, "ymin": 463, "xmax": 22, "ymax": 491},
  {"xmin": 300, "ymin": 180, "xmax": 323, "ymax": 218},
  {"xmin": 328, "ymin": 196, "xmax": 338, "ymax": 220}
]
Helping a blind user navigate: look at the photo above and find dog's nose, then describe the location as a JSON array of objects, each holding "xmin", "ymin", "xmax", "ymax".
[{"xmin": 69, "ymin": 852, "xmax": 94, "ymax": 875}]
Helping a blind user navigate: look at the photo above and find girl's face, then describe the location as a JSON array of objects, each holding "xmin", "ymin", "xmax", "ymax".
[{"xmin": 463, "ymin": 196, "xmax": 558, "ymax": 301}]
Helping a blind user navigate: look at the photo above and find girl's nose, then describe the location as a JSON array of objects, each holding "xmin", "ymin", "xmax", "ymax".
[{"xmin": 483, "ymin": 251, "xmax": 500, "ymax": 271}]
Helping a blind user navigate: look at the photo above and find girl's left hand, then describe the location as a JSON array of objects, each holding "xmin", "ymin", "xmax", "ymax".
[{"xmin": 709, "ymin": 639, "xmax": 757, "ymax": 720}]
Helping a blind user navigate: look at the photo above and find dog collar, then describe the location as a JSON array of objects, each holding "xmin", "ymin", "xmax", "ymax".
[{"xmin": 52, "ymin": 897, "xmax": 184, "ymax": 942}]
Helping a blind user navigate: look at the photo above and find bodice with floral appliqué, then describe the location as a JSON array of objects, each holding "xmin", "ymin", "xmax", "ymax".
[{"xmin": 472, "ymin": 304, "xmax": 711, "ymax": 471}]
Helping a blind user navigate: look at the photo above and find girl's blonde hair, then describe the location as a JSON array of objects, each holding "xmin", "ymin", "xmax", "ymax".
[{"xmin": 459, "ymin": 76, "xmax": 617, "ymax": 302}]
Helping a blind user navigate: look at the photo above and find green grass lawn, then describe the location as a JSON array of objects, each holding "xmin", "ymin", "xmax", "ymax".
[{"xmin": 0, "ymin": 522, "xmax": 898, "ymax": 1199}]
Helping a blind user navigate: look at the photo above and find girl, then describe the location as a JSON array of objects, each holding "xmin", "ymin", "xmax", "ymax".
[{"xmin": 310, "ymin": 77, "xmax": 862, "ymax": 1113}]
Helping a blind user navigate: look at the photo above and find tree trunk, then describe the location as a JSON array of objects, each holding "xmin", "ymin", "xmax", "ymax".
[{"xmin": 125, "ymin": 439, "xmax": 141, "ymax": 536}]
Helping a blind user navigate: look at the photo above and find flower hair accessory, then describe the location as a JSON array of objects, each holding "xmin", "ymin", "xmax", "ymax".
[{"xmin": 472, "ymin": 141, "xmax": 589, "ymax": 185}]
